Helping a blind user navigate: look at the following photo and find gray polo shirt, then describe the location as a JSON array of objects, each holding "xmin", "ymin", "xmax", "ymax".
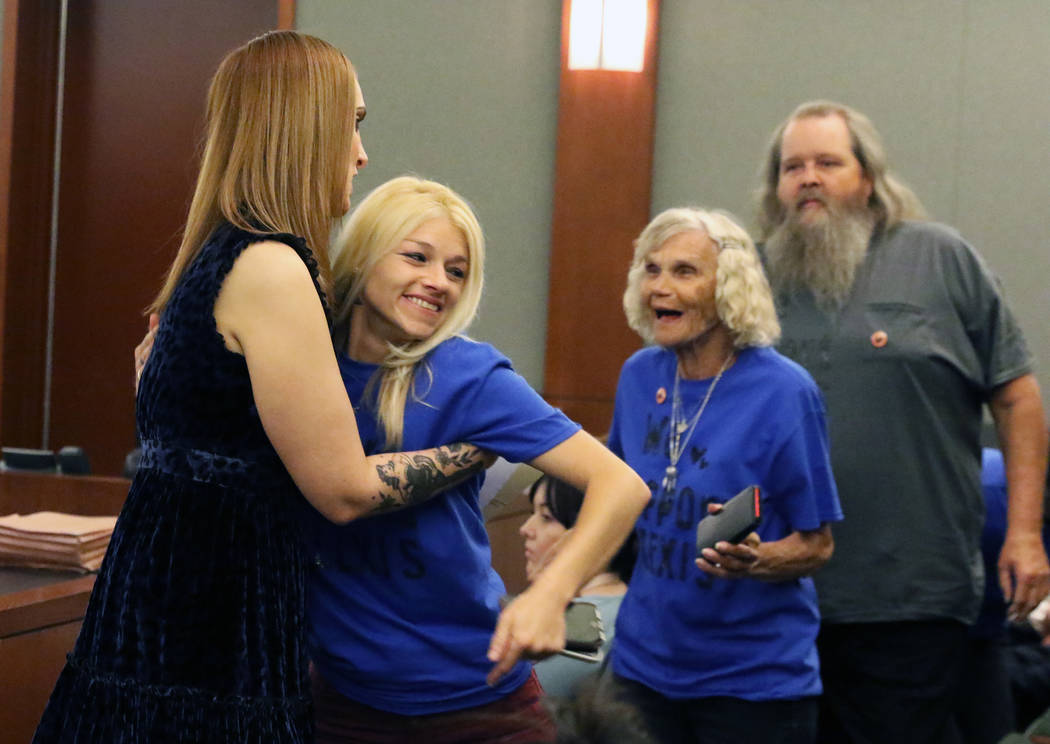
[{"xmin": 771, "ymin": 220, "xmax": 1032, "ymax": 625}]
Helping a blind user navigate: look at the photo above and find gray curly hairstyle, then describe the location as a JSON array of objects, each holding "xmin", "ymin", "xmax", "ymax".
[{"xmin": 623, "ymin": 207, "xmax": 780, "ymax": 348}]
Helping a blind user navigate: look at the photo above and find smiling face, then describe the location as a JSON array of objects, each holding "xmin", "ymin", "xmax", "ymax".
[
  {"xmin": 519, "ymin": 480, "xmax": 569, "ymax": 583},
  {"xmin": 776, "ymin": 113, "xmax": 872, "ymax": 226},
  {"xmin": 641, "ymin": 229, "xmax": 723, "ymax": 352},
  {"xmin": 349, "ymin": 216, "xmax": 469, "ymax": 362}
]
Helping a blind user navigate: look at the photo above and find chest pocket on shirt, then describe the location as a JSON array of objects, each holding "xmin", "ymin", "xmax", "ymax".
[{"xmin": 861, "ymin": 301, "xmax": 934, "ymax": 360}]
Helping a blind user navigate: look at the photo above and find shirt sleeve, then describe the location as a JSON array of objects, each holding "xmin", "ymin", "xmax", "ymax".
[
  {"xmin": 452, "ymin": 343, "xmax": 580, "ymax": 462},
  {"xmin": 940, "ymin": 229, "xmax": 1033, "ymax": 391},
  {"xmin": 765, "ymin": 385, "xmax": 843, "ymax": 532}
]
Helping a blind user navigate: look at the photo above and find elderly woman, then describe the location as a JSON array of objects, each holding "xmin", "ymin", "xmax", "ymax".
[{"xmin": 606, "ymin": 207, "xmax": 842, "ymax": 743}]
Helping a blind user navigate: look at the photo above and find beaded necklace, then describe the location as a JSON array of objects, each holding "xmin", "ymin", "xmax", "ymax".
[{"xmin": 662, "ymin": 352, "xmax": 734, "ymax": 492}]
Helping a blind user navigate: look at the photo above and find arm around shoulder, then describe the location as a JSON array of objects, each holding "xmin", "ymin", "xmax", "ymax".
[{"xmin": 215, "ymin": 241, "xmax": 488, "ymax": 524}]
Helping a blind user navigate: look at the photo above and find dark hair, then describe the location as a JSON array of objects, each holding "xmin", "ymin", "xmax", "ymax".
[{"xmin": 527, "ymin": 475, "xmax": 637, "ymax": 583}]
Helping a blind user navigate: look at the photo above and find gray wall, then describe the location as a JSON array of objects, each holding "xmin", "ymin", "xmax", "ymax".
[
  {"xmin": 653, "ymin": 0, "xmax": 1050, "ymax": 409},
  {"xmin": 299, "ymin": 0, "xmax": 1050, "ymax": 410},
  {"xmin": 297, "ymin": 0, "xmax": 561, "ymax": 387}
]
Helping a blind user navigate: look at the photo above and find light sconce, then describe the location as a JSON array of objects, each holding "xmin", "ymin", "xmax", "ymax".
[{"xmin": 568, "ymin": 0, "xmax": 648, "ymax": 72}]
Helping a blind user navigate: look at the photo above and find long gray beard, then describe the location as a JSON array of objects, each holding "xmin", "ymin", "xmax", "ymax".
[{"xmin": 765, "ymin": 202, "xmax": 876, "ymax": 310}]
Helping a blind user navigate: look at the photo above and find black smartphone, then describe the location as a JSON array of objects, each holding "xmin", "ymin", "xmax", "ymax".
[
  {"xmin": 497, "ymin": 596, "xmax": 606, "ymax": 663},
  {"xmin": 695, "ymin": 485, "xmax": 762, "ymax": 556},
  {"xmin": 561, "ymin": 600, "xmax": 605, "ymax": 663}
]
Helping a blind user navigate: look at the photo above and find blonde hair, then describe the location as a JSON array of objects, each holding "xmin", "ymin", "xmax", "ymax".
[
  {"xmin": 150, "ymin": 30, "xmax": 356, "ymax": 312},
  {"xmin": 332, "ymin": 176, "xmax": 486, "ymax": 448},
  {"xmin": 755, "ymin": 100, "xmax": 926, "ymax": 240},
  {"xmin": 623, "ymin": 207, "xmax": 780, "ymax": 348}
]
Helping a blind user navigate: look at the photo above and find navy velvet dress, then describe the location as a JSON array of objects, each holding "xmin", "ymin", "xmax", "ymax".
[{"xmin": 33, "ymin": 222, "xmax": 321, "ymax": 743}]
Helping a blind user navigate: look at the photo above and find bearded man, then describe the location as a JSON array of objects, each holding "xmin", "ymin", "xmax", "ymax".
[{"xmin": 756, "ymin": 100, "xmax": 1049, "ymax": 744}]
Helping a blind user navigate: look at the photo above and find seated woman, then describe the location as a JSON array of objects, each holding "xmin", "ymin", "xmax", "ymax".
[
  {"xmin": 520, "ymin": 474, "xmax": 636, "ymax": 698},
  {"xmin": 302, "ymin": 176, "xmax": 649, "ymax": 743},
  {"xmin": 607, "ymin": 207, "xmax": 842, "ymax": 744}
]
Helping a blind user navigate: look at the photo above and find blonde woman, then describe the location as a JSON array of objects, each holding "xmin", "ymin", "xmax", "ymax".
[
  {"xmin": 34, "ymin": 33, "xmax": 490, "ymax": 744},
  {"xmin": 303, "ymin": 176, "xmax": 649, "ymax": 743},
  {"xmin": 607, "ymin": 207, "xmax": 842, "ymax": 743}
]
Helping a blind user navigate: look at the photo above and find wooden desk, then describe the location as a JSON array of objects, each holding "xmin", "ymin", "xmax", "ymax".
[
  {"xmin": 0, "ymin": 471, "xmax": 533, "ymax": 740},
  {"xmin": 0, "ymin": 472, "xmax": 127, "ymax": 743},
  {"xmin": 0, "ymin": 470, "xmax": 129, "ymax": 516}
]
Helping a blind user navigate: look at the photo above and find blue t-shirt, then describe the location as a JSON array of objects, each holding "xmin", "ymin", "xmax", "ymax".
[
  {"xmin": 300, "ymin": 336, "xmax": 579, "ymax": 715},
  {"xmin": 608, "ymin": 345, "xmax": 842, "ymax": 700},
  {"xmin": 974, "ymin": 448, "xmax": 1009, "ymax": 638}
]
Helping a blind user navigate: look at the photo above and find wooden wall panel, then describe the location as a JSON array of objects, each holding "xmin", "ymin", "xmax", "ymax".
[
  {"xmin": 0, "ymin": 619, "xmax": 83, "ymax": 743},
  {"xmin": 0, "ymin": 0, "xmax": 62, "ymax": 449},
  {"xmin": 0, "ymin": 471, "xmax": 127, "ymax": 739},
  {"xmin": 543, "ymin": 0, "xmax": 660, "ymax": 435},
  {"xmin": 0, "ymin": 471, "xmax": 128, "ymax": 516},
  {"xmin": 41, "ymin": 1, "xmax": 285, "ymax": 474}
]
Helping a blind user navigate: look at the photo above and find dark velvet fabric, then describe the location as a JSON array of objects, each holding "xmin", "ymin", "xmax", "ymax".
[{"xmin": 33, "ymin": 222, "xmax": 323, "ymax": 743}]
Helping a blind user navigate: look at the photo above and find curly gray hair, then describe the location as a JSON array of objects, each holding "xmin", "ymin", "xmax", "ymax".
[{"xmin": 623, "ymin": 207, "xmax": 780, "ymax": 348}]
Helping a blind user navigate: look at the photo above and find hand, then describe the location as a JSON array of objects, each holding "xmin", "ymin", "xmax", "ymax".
[
  {"xmin": 999, "ymin": 530, "xmax": 1050, "ymax": 621},
  {"xmin": 134, "ymin": 313, "xmax": 160, "ymax": 392},
  {"xmin": 695, "ymin": 502, "xmax": 761, "ymax": 579},
  {"xmin": 486, "ymin": 586, "xmax": 566, "ymax": 686},
  {"xmin": 696, "ymin": 533, "xmax": 761, "ymax": 578}
]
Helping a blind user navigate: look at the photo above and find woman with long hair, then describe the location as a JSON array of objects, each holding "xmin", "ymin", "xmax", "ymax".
[
  {"xmin": 302, "ymin": 175, "xmax": 649, "ymax": 743},
  {"xmin": 34, "ymin": 32, "xmax": 489, "ymax": 744}
]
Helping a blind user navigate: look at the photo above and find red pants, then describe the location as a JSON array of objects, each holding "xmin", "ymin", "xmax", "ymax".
[{"xmin": 312, "ymin": 667, "xmax": 555, "ymax": 744}]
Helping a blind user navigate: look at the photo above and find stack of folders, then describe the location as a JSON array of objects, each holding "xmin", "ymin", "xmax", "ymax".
[{"xmin": 0, "ymin": 512, "xmax": 117, "ymax": 572}]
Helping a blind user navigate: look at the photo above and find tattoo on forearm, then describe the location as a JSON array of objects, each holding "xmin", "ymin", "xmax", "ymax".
[
  {"xmin": 434, "ymin": 441, "xmax": 467, "ymax": 468},
  {"xmin": 371, "ymin": 444, "xmax": 485, "ymax": 514}
]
